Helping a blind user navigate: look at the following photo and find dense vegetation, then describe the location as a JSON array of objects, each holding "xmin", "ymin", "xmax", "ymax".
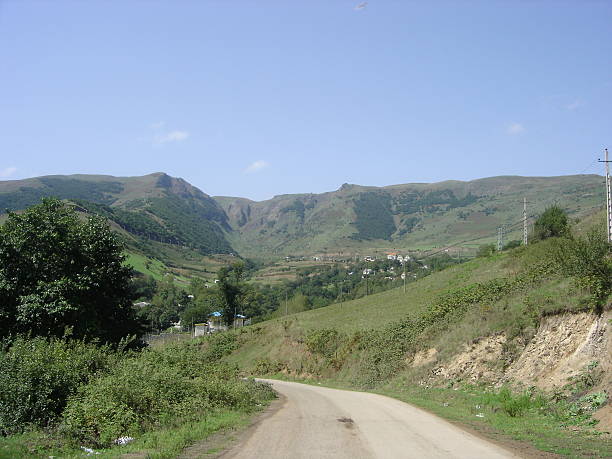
[
  {"xmin": 0, "ymin": 198, "xmax": 141, "ymax": 343},
  {"xmin": 0, "ymin": 334, "xmax": 275, "ymax": 454},
  {"xmin": 351, "ymin": 192, "xmax": 396, "ymax": 240}
]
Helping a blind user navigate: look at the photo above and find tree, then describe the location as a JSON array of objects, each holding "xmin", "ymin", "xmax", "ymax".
[
  {"xmin": 0, "ymin": 198, "xmax": 142, "ymax": 343},
  {"xmin": 217, "ymin": 262, "xmax": 245, "ymax": 326},
  {"xmin": 533, "ymin": 206, "xmax": 569, "ymax": 241},
  {"xmin": 476, "ymin": 243, "xmax": 496, "ymax": 257},
  {"xmin": 140, "ymin": 274, "xmax": 189, "ymax": 331}
]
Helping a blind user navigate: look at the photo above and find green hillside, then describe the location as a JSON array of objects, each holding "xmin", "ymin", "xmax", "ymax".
[
  {"xmin": 214, "ymin": 226, "xmax": 612, "ymax": 457},
  {"xmin": 0, "ymin": 173, "xmax": 233, "ymax": 256},
  {"xmin": 216, "ymin": 175, "xmax": 604, "ymax": 258}
]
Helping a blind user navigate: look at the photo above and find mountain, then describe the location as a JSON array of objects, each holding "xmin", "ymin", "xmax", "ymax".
[
  {"xmin": 215, "ymin": 175, "xmax": 604, "ymax": 257},
  {"xmin": 0, "ymin": 173, "xmax": 605, "ymax": 262},
  {"xmin": 0, "ymin": 173, "xmax": 232, "ymax": 256}
]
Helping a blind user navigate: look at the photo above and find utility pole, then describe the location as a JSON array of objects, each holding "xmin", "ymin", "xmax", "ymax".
[
  {"xmin": 497, "ymin": 226, "xmax": 504, "ymax": 251},
  {"xmin": 599, "ymin": 148, "xmax": 612, "ymax": 243},
  {"xmin": 523, "ymin": 197, "xmax": 528, "ymax": 246},
  {"xmin": 285, "ymin": 290, "xmax": 288, "ymax": 316}
]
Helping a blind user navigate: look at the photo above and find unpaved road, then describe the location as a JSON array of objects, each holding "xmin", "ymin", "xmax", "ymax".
[{"xmin": 221, "ymin": 379, "xmax": 519, "ymax": 459}]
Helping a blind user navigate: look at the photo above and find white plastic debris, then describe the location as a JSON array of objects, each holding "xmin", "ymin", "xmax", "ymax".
[
  {"xmin": 475, "ymin": 413, "xmax": 485, "ymax": 418},
  {"xmin": 114, "ymin": 436, "xmax": 135, "ymax": 446},
  {"xmin": 80, "ymin": 446, "xmax": 100, "ymax": 455}
]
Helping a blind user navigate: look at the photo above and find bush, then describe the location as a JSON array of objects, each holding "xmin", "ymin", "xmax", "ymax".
[
  {"xmin": 0, "ymin": 337, "xmax": 115, "ymax": 435},
  {"xmin": 553, "ymin": 230, "xmax": 612, "ymax": 311},
  {"xmin": 532, "ymin": 206, "xmax": 569, "ymax": 241},
  {"xmin": 62, "ymin": 344, "xmax": 274, "ymax": 447},
  {"xmin": 305, "ymin": 328, "xmax": 344, "ymax": 359},
  {"xmin": 476, "ymin": 243, "xmax": 496, "ymax": 257}
]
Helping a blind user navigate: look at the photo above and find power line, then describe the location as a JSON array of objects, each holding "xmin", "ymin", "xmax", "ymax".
[
  {"xmin": 579, "ymin": 158, "xmax": 599, "ymax": 175},
  {"xmin": 419, "ymin": 215, "xmax": 536, "ymax": 260}
]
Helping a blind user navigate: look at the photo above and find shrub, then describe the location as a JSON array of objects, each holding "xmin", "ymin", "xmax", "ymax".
[
  {"xmin": 476, "ymin": 243, "xmax": 496, "ymax": 257},
  {"xmin": 305, "ymin": 328, "xmax": 344, "ymax": 359},
  {"xmin": 532, "ymin": 206, "xmax": 569, "ymax": 241},
  {"xmin": 0, "ymin": 337, "xmax": 115, "ymax": 435},
  {"xmin": 62, "ymin": 344, "xmax": 274, "ymax": 447},
  {"xmin": 553, "ymin": 229, "xmax": 612, "ymax": 311}
]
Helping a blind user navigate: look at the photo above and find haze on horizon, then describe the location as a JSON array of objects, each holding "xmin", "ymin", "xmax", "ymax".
[{"xmin": 1, "ymin": 1, "xmax": 610, "ymax": 200}]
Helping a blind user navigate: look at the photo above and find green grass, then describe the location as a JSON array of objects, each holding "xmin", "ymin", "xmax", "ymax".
[
  {"xmin": 124, "ymin": 251, "xmax": 167, "ymax": 280},
  {"xmin": 0, "ymin": 408, "xmax": 257, "ymax": 459},
  {"xmin": 376, "ymin": 384, "xmax": 612, "ymax": 458}
]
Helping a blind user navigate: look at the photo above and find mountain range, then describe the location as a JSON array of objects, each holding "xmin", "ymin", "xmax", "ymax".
[{"xmin": 0, "ymin": 172, "xmax": 605, "ymax": 261}]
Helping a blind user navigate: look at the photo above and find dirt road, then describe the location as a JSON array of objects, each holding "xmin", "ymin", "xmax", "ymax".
[{"xmin": 221, "ymin": 379, "xmax": 519, "ymax": 459}]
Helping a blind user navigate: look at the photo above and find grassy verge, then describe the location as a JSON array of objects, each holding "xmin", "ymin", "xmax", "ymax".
[
  {"xmin": 0, "ymin": 407, "xmax": 260, "ymax": 459},
  {"xmin": 376, "ymin": 384, "xmax": 611, "ymax": 458}
]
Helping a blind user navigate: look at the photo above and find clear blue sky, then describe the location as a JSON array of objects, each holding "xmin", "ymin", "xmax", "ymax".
[{"xmin": 1, "ymin": 1, "xmax": 610, "ymax": 200}]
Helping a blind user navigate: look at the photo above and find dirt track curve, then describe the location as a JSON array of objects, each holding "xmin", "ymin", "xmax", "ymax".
[{"xmin": 220, "ymin": 379, "xmax": 519, "ymax": 459}]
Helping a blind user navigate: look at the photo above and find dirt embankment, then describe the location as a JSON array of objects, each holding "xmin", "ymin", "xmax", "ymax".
[{"xmin": 417, "ymin": 310, "xmax": 611, "ymax": 430}]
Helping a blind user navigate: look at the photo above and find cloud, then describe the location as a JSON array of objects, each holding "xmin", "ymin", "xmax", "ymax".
[
  {"xmin": 506, "ymin": 122, "xmax": 525, "ymax": 135},
  {"xmin": 0, "ymin": 167, "xmax": 17, "ymax": 178},
  {"xmin": 354, "ymin": 2, "xmax": 367, "ymax": 10},
  {"xmin": 566, "ymin": 100, "xmax": 584, "ymax": 111},
  {"xmin": 153, "ymin": 130, "xmax": 189, "ymax": 145},
  {"xmin": 244, "ymin": 160, "xmax": 269, "ymax": 174}
]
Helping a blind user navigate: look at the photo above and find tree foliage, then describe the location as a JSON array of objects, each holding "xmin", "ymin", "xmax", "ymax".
[
  {"xmin": 0, "ymin": 198, "xmax": 141, "ymax": 343},
  {"xmin": 533, "ymin": 206, "xmax": 569, "ymax": 241},
  {"xmin": 553, "ymin": 228, "xmax": 612, "ymax": 311}
]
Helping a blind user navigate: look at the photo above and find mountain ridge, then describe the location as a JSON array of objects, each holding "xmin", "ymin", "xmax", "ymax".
[{"xmin": 0, "ymin": 172, "xmax": 605, "ymax": 260}]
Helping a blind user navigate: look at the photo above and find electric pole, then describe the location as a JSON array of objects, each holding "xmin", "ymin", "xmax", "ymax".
[
  {"xmin": 285, "ymin": 290, "xmax": 288, "ymax": 316},
  {"xmin": 403, "ymin": 259, "xmax": 406, "ymax": 293},
  {"xmin": 599, "ymin": 148, "xmax": 612, "ymax": 243},
  {"xmin": 523, "ymin": 197, "xmax": 528, "ymax": 246}
]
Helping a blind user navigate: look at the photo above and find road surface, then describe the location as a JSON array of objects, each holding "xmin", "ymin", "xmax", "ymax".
[{"xmin": 221, "ymin": 379, "xmax": 519, "ymax": 459}]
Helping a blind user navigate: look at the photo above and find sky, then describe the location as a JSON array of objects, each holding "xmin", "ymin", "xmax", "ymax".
[{"xmin": 1, "ymin": 1, "xmax": 611, "ymax": 201}]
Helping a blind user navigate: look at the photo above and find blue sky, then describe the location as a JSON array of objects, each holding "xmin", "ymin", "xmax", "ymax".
[{"xmin": 1, "ymin": 1, "xmax": 610, "ymax": 200}]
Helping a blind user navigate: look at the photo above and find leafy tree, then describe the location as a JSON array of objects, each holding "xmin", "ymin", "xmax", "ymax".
[
  {"xmin": 130, "ymin": 274, "xmax": 157, "ymax": 301},
  {"xmin": 477, "ymin": 243, "xmax": 496, "ymax": 257},
  {"xmin": 533, "ymin": 206, "xmax": 569, "ymax": 241},
  {"xmin": 217, "ymin": 262, "xmax": 245, "ymax": 325},
  {"xmin": 0, "ymin": 198, "xmax": 141, "ymax": 343},
  {"xmin": 140, "ymin": 275, "xmax": 188, "ymax": 330}
]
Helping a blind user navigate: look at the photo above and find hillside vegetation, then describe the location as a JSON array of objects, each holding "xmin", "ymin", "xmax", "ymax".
[
  {"xmin": 0, "ymin": 173, "xmax": 232, "ymax": 257},
  {"xmin": 217, "ymin": 229, "xmax": 612, "ymax": 457}
]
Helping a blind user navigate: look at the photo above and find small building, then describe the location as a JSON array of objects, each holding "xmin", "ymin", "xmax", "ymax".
[
  {"xmin": 194, "ymin": 323, "xmax": 208, "ymax": 337},
  {"xmin": 208, "ymin": 311, "xmax": 226, "ymax": 333},
  {"xmin": 234, "ymin": 314, "xmax": 249, "ymax": 328}
]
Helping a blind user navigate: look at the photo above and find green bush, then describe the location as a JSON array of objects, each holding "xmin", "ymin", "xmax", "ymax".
[
  {"xmin": 62, "ymin": 344, "xmax": 274, "ymax": 447},
  {"xmin": 553, "ymin": 230, "xmax": 612, "ymax": 311},
  {"xmin": 532, "ymin": 206, "xmax": 569, "ymax": 241},
  {"xmin": 0, "ymin": 337, "xmax": 115, "ymax": 435},
  {"xmin": 305, "ymin": 328, "xmax": 344, "ymax": 358}
]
